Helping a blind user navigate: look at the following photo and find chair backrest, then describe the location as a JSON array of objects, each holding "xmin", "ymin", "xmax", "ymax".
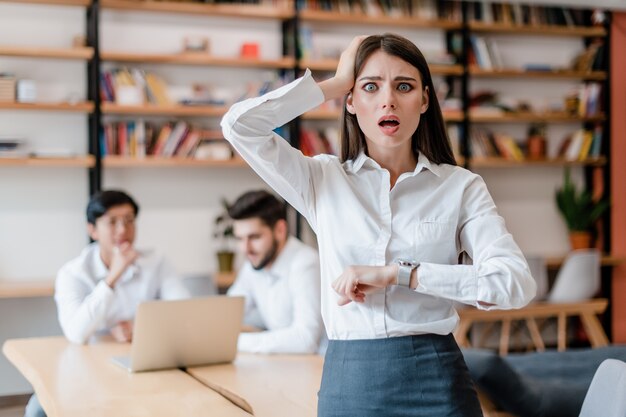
[
  {"xmin": 525, "ymin": 255, "xmax": 549, "ymax": 301},
  {"xmin": 548, "ymin": 249, "xmax": 600, "ymax": 303},
  {"xmin": 579, "ymin": 359, "xmax": 626, "ymax": 417}
]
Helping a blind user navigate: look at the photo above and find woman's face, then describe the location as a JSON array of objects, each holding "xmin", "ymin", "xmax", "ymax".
[{"xmin": 346, "ymin": 50, "xmax": 429, "ymax": 155}]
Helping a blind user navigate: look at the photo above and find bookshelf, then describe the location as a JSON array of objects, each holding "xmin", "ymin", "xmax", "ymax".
[
  {"xmin": 0, "ymin": 0, "xmax": 94, "ymax": 287},
  {"xmin": 96, "ymin": 0, "xmax": 291, "ymax": 278},
  {"xmin": 470, "ymin": 156, "xmax": 606, "ymax": 168},
  {"xmin": 469, "ymin": 68, "xmax": 606, "ymax": 80},
  {"xmin": 469, "ymin": 112, "xmax": 606, "ymax": 123},
  {"xmin": 468, "ymin": 22, "xmax": 606, "ymax": 37}
]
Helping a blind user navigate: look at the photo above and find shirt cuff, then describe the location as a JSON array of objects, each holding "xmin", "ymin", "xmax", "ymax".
[{"xmin": 416, "ymin": 263, "xmax": 478, "ymax": 305}]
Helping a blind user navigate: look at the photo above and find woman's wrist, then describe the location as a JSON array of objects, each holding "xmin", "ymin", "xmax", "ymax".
[{"xmin": 318, "ymin": 76, "xmax": 352, "ymax": 102}]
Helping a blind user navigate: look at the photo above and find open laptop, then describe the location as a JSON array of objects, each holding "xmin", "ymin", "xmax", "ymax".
[{"xmin": 111, "ymin": 295, "xmax": 244, "ymax": 372}]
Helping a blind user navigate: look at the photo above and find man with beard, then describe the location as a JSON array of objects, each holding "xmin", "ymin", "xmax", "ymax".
[{"xmin": 226, "ymin": 190, "xmax": 323, "ymax": 354}]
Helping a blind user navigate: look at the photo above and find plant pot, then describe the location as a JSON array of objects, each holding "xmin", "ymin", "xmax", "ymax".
[
  {"xmin": 569, "ymin": 231, "xmax": 592, "ymax": 250},
  {"xmin": 217, "ymin": 251, "xmax": 235, "ymax": 273}
]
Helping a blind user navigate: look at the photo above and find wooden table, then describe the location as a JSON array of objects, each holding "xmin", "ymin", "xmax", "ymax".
[
  {"xmin": 2, "ymin": 337, "xmax": 271, "ymax": 417},
  {"xmin": 188, "ymin": 354, "xmax": 323, "ymax": 417}
]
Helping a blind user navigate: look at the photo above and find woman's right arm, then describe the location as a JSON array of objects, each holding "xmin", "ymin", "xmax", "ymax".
[
  {"xmin": 221, "ymin": 36, "xmax": 365, "ymax": 228},
  {"xmin": 221, "ymin": 72, "xmax": 325, "ymax": 228}
]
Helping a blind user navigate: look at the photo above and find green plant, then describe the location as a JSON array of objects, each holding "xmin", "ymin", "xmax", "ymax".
[
  {"xmin": 555, "ymin": 168, "xmax": 609, "ymax": 232},
  {"xmin": 213, "ymin": 198, "xmax": 234, "ymax": 250}
]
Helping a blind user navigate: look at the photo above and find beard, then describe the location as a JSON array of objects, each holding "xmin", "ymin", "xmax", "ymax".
[{"xmin": 250, "ymin": 238, "xmax": 279, "ymax": 271}]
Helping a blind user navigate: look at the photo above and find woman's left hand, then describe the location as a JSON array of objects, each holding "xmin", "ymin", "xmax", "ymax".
[{"xmin": 332, "ymin": 265, "xmax": 397, "ymax": 306}]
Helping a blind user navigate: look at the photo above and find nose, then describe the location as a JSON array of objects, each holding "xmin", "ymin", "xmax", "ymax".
[{"xmin": 381, "ymin": 86, "xmax": 397, "ymax": 109}]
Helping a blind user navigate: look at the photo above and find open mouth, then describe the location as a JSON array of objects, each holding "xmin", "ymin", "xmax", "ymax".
[{"xmin": 378, "ymin": 119, "xmax": 400, "ymax": 128}]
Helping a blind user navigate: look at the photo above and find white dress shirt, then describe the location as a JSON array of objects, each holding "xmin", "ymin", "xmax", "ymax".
[
  {"xmin": 222, "ymin": 70, "xmax": 536, "ymax": 341},
  {"xmin": 55, "ymin": 242, "xmax": 190, "ymax": 344},
  {"xmin": 228, "ymin": 236, "xmax": 323, "ymax": 353}
]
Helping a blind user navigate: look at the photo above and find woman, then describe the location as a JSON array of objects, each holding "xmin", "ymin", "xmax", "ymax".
[{"xmin": 222, "ymin": 33, "xmax": 536, "ymax": 417}]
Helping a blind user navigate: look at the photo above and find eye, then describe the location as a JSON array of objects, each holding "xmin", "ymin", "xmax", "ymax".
[
  {"xmin": 397, "ymin": 83, "xmax": 412, "ymax": 92},
  {"xmin": 363, "ymin": 83, "xmax": 377, "ymax": 92}
]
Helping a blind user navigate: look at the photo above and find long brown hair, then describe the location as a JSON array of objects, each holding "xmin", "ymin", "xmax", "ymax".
[{"xmin": 340, "ymin": 33, "xmax": 457, "ymax": 166}]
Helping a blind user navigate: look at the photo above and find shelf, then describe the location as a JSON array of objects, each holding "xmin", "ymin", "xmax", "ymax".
[
  {"xmin": 302, "ymin": 108, "xmax": 464, "ymax": 122},
  {"xmin": 300, "ymin": 58, "xmax": 463, "ymax": 76},
  {"xmin": 468, "ymin": 22, "xmax": 606, "ymax": 37},
  {"xmin": 0, "ymin": 101, "xmax": 94, "ymax": 112},
  {"xmin": 0, "ymin": 45, "xmax": 94, "ymax": 60},
  {"xmin": 0, "ymin": 156, "xmax": 95, "ymax": 167},
  {"xmin": 101, "ymin": 102, "xmax": 227, "ymax": 117},
  {"xmin": 0, "ymin": 0, "xmax": 90, "ymax": 6},
  {"xmin": 469, "ymin": 67, "xmax": 606, "ymax": 80},
  {"xmin": 545, "ymin": 255, "xmax": 625, "ymax": 269},
  {"xmin": 103, "ymin": 156, "xmax": 247, "ymax": 168},
  {"xmin": 101, "ymin": 51, "xmax": 295, "ymax": 69},
  {"xmin": 470, "ymin": 157, "xmax": 606, "ymax": 168},
  {"xmin": 100, "ymin": 0, "xmax": 294, "ymax": 19},
  {"xmin": 299, "ymin": 9, "xmax": 462, "ymax": 30},
  {"xmin": 469, "ymin": 112, "xmax": 606, "ymax": 123},
  {"xmin": 0, "ymin": 280, "xmax": 54, "ymax": 299}
]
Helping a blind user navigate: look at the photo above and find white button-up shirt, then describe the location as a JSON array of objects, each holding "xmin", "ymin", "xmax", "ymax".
[
  {"xmin": 55, "ymin": 242, "xmax": 189, "ymax": 344},
  {"xmin": 222, "ymin": 70, "xmax": 536, "ymax": 340},
  {"xmin": 227, "ymin": 236, "xmax": 323, "ymax": 353}
]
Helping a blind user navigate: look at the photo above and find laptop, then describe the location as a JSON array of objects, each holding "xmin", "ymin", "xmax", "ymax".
[{"xmin": 111, "ymin": 295, "xmax": 244, "ymax": 372}]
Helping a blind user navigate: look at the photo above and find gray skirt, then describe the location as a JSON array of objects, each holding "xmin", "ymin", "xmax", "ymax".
[{"xmin": 318, "ymin": 333, "xmax": 483, "ymax": 417}]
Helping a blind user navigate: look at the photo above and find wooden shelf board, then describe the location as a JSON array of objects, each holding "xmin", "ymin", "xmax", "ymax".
[
  {"xmin": 469, "ymin": 22, "xmax": 606, "ymax": 37},
  {"xmin": 0, "ymin": 45, "xmax": 94, "ymax": 60},
  {"xmin": 101, "ymin": 51, "xmax": 295, "ymax": 69},
  {"xmin": 0, "ymin": 156, "xmax": 94, "ymax": 167},
  {"xmin": 103, "ymin": 156, "xmax": 248, "ymax": 168},
  {"xmin": 100, "ymin": 0, "xmax": 294, "ymax": 19},
  {"xmin": 301, "ymin": 58, "xmax": 462, "ymax": 75},
  {"xmin": 0, "ymin": 101, "xmax": 94, "ymax": 112},
  {"xmin": 299, "ymin": 9, "xmax": 461, "ymax": 29},
  {"xmin": 0, "ymin": 280, "xmax": 54, "ymax": 298},
  {"xmin": 0, "ymin": 0, "xmax": 90, "ymax": 6},
  {"xmin": 470, "ymin": 157, "xmax": 606, "ymax": 168},
  {"xmin": 469, "ymin": 67, "xmax": 606, "ymax": 80},
  {"xmin": 469, "ymin": 112, "xmax": 606, "ymax": 123},
  {"xmin": 545, "ymin": 255, "xmax": 625, "ymax": 269},
  {"xmin": 101, "ymin": 102, "xmax": 227, "ymax": 117}
]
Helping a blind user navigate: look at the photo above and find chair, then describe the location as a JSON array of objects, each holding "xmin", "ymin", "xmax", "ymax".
[
  {"xmin": 455, "ymin": 249, "xmax": 606, "ymax": 354},
  {"xmin": 579, "ymin": 359, "xmax": 626, "ymax": 417},
  {"xmin": 548, "ymin": 249, "xmax": 601, "ymax": 303}
]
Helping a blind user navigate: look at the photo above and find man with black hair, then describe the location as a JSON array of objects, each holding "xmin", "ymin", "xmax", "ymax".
[
  {"xmin": 227, "ymin": 190, "xmax": 323, "ymax": 354},
  {"xmin": 55, "ymin": 189, "xmax": 189, "ymax": 345},
  {"xmin": 25, "ymin": 190, "xmax": 189, "ymax": 417}
]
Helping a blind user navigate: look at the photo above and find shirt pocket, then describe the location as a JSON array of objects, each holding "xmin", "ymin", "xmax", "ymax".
[{"xmin": 413, "ymin": 220, "xmax": 458, "ymax": 264}]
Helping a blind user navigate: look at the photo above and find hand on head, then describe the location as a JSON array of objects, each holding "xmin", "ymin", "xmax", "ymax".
[{"xmin": 318, "ymin": 35, "xmax": 369, "ymax": 101}]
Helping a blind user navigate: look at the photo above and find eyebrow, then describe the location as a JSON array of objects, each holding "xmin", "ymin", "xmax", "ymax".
[{"xmin": 357, "ymin": 76, "xmax": 418, "ymax": 82}]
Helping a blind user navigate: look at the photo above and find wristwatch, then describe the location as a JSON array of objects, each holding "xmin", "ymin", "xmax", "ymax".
[{"xmin": 396, "ymin": 259, "xmax": 419, "ymax": 287}]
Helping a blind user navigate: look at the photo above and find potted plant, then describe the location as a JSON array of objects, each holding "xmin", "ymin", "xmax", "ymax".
[
  {"xmin": 213, "ymin": 198, "xmax": 235, "ymax": 272},
  {"xmin": 555, "ymin": 167, "xmax": 609, "ymax": 249}
]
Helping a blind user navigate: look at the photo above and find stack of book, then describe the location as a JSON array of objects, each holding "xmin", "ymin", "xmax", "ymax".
[
  {"xmin": 466, "ymin": 2, "xmax": 590, "ymax": 27},
  {"xmin": 100, "ymin": 68, "xmax": 170, "ymax": 105},
  {"xmin": 0, "ymin": 74, "xmax": 16, "ymax": 102}
]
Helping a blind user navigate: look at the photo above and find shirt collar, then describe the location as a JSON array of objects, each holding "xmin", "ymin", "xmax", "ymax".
[{"xmin": 347, "ymin": 151, "xmax": 442, "ymax": 178}]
